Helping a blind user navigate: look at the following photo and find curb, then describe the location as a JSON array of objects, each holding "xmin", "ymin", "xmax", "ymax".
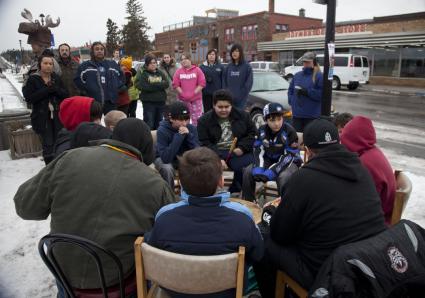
[{"xmin": 359, "ymin": 87, "xmax": 425, "ymax": 97}]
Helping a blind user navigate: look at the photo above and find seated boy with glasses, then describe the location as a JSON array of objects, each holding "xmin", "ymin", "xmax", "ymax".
[{"xmin": 154, "ymin": 101, "xmax": 199, "ymax": 189}]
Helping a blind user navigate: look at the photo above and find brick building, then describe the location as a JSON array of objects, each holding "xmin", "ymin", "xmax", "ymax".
[
  {"xmin": 154, "ymin": 1, "xmax": 322, "ymax": 64},
  {"xmin": 258, "ymin": 12, "xmax": 425, "ymax": 86}
]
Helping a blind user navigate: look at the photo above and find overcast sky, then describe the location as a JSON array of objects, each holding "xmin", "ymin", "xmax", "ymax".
[{"xmin": 0, "ymin": 0, "xmax": 424, "ymax": 52}]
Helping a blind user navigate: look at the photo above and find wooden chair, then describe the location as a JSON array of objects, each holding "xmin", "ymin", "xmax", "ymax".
[
  {"xmin": 275, "ymin": 270, "xmax": 308, "ymax": 298},
  {"xmin": 134, "ymin": 237, "xmax": 245, "ymax": 298},
  {"xmin": 390, "ymin": 170, "xmax": 413, "ymax": 226}
]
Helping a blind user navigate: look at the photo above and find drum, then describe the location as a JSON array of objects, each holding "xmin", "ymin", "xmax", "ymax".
[{"xmin": 230, "ymin": 198, "xmax": 262, "ymax": 224}]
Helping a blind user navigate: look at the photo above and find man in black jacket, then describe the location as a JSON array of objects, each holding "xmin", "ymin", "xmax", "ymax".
[
  {"xmin": 255, "ymin": 118, "xmax": 387, "ymax": 297},
  {"xmin": 197, "ymin": 89, "xmax": 256, "ymax": 194}
]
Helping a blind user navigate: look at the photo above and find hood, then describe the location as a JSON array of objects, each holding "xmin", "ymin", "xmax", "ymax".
[
  {"xmin": 303, "ymin": 144, "xmax": 363, "ymax": 182},
  {"xmin": 181, "ymin": 65, "xmax": 197, "ymax": 72},
  {"xmin": 340, "ymin": 116, "xmax": 376, "ymax": 155},
  {"xmin": 59, "ymin": 96, "xmax": 94, "ymax": 131},
  {"xmin": 159, "ymin": 119, "xmax": 176, "ymax": 132},
  {"xmin": 160, "ymin": 59, "xmax": 175, "ymax": 68},
  {"xmin": 112, "ymin": 118, "xmax": 154, "ymax": 165},
  {"xmin": 70, "ymin": 122, "xmax": 112, "ymax": 149}
]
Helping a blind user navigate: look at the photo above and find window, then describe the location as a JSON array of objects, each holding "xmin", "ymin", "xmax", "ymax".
[
  {"xmin": 242, "ymin": 26, "xmax": 248, "ymax": 40},
  {"xmin": 362, "ymin": 57, "xmax": 369, "ymax": 67},
  {"xmin": 251, "ymin": 62, "xmax": 259, "ymax": 69},
  {"xmin": 334, "ymin": 57, "xmax": 349, "ymax": 67},
  {"xmin": 190, "ymin": 42, "xmax": 197, "ymax": 53},
  {"xmin": 400, "ymin": 47, "xmax": 425, "ymax": 78},
  {"xmin": 260, "ymin": 63, "xmax": 267, "ymax": 69},
  {"xmin": 225, "ymin": 27, "xmax": 234, "ymax": 42},
  {"xmin": 241, "ymin": 24, "xmax": 258, "ymax": 40},
  {"xmin": 253, "ymin": 25, "xmax": 258, "ymax": 40},
  {"xmin": 275, "ymin": 24, "xmax": 289, "ymax": 32},
  {"xmin": 354, "ymin": 57, "xmax": 362, "ymax": 67}
]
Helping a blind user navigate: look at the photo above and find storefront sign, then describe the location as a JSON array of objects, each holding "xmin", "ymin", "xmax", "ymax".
[{"xmin": 288, "ymin": 23, "xmax": 367, "ymax": 38}]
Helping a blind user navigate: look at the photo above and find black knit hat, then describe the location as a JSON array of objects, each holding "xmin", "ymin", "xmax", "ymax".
[{"xmin": 304, "ymin": 118, "xmax": 339, "ymax": 148}]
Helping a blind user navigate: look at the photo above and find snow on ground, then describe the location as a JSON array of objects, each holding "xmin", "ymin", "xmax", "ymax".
[{"xmin": 0, "ymin": 71, "xmax": 424, "ymax": 297}]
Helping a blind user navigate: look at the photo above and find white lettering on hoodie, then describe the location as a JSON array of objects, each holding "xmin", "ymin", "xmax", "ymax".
[{"xmin": 179, "ymin": 73, "xmax": 197, "ymax": 80}]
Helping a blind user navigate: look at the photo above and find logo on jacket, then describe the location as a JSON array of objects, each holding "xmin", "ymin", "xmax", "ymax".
[
  {"xmin": 179, "ymin": 73, "xmax": 197, "ymax": 79},
  {"xmin": 387, "ymin": 246, "xmax": 408, "ymax": 273},
  {"xmin": 230, "ymin": 71, "xmax": 240, "ymax": 76}
]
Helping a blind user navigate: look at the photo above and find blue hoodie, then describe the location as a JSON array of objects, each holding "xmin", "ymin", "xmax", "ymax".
[
  {"xmin": 223, "ymin": 61, "xmax": 253, "ymax": 109},
  {"xmin": 288, "ymin": 67, "xmax": 323, "ymax": 118},
  {"xmin": 199, "ymin": 61, "xmax": 224, "ymax": 96},
  {"xmin": 156, "ymin": 119, "xmax": 199, "ymax": 164}
]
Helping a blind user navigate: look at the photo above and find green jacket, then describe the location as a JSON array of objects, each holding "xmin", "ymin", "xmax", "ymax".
[
  {"xmin": 135, "ymin": 67, "xmax": 169, "ymax": 103},
  {"xmin": 14, "ymin": 139, "xmax": 176, "ymax": 289},
  {"xmin": 128, "ymin": 76, "xmax": 140, "ymax": 101}
]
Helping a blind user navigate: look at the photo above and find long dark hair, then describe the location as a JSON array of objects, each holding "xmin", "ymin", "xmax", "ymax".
[
  {"xmin": 37, "ymin": 54, "xmax": 54, "ymax": 71},
  {"xmin": 230, "ymin": 44, "xmax": 244, "ymax": 64},
  {"xmin": 90, "ymin": 42, "xmax": 105, "ymax": 60}
]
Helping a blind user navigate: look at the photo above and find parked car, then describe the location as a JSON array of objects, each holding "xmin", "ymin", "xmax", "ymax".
[
  {"xmin": 246, "ymin": 71, "xmax": 292, "ymax": 129},
  {"xmin": 250, "ymin": 61, "xmax": 282, "ymax": 74},
  {"xmin": 283, "ymin": 54, "xmax": 370, "ymax": 90},
  {"xmin": 132, "ymin": 61, "xmax": 144, "ymax": 72}
]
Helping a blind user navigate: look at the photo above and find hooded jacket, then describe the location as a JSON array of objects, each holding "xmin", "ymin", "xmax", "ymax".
[
  {"xmin": 222, "ymin": 60, "xmax": 253, "ymax": 108},
  {"xmin": 288, "ymin": 67, "xmax": 323, "ymax": 118},
  {"xmin": 172, "ymin": 65, "xmax": 206, "ymax": 102},
  {"xmin": 199, "ymin": 61, "xmax": 224, "ymax": 96},
  {"xmin": 74, "ymin": 59, "xmax": 123, "ymax": 104},
  {"xmin": 270, "ymin": 144, "xmax": 386, "ymax": 277},
  {"xmin": 136, "ymin": 67, "xmax": 169, "ymax": 104},
  {"xmin": 22, "ymin": 72, "xmax": 68, "ymax": 134},
  {"xmin": 159, "ymin": 59, "xmax": 178, "ymax": 104},
  {"xmin": 340, "ymin": 116, "xmax": 396, "ymax": 225},
  {"xmin": 156, "ymin": 119, "xmax": 199, "ymax": 164},
  {"xmin": 58, "ymin": 57, "xmax": 80, "ymax": 96},
  {"xmin": 14, "ymin": 139, "xmax": 176, "ymax": 289}
]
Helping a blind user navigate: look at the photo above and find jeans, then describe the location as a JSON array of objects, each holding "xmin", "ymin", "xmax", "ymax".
[
  {"xmin": 128, "ymin": 100, "xmax": 137, "ymax": 117},
  {"xmin": 38, "ymin": 116, "xmax": 62, "ymax": 165},
  {"xmin": 143, "ymin": 102, "xmax": 165, "ymax": 130},
  {"xmin": 218, "ymin": 150, "xmax": 254, "ymax": 193},
  {"xmin": 154, "ymin": 157, "xmax": 176, "ymax": 189},
  {"xmin": 291, "ymin": 117, "xmax": 316, "ymax": 133},
  {"xmin": 202, "ymin": 93, "xmax": 213, "ymax": 113}
]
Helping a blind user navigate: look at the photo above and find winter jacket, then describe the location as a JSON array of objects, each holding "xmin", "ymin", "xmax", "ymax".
[
  {"xmin": 270, "ymin": 144, "xmax": 387, "ymax": 277},
  {"xmin": 58, "ymin": 57, "xmax": 80, "ymax": 96},
  {"xmin": 340, "ymin": 116, "xmax": 396, "ymax": 225},
  {"xmin": 222, "ymin": 61, "xmax": 253, "ymax": 108},
  {"xmin": 147, "ymin": 191, "xmax": 264, "ymax": 297},
  {"xmin": 158, "ymin": 60, "xmax": 178, "ymax": 104},
  {"xmin": 310, "ymin": 219, "xmax": 425, "ymax": 298},
  {"xmin": 156, "ymin": 120, "xmax": 199, "ymax": 164},
  {"xmin": 74, "ymin": 59, "xmax": 123, "ymax": 104},
  {"xmin": 117, "ymin": 69, "xmax": 132, "ymax": 107},
  {"xmin": 128, "ymin": 72, "xmax": 140, "ymax": 101},
  {"xmin": 253, "ymin": 123, "xmax": 301, "ymax": 176},
  {"xmin": 288, "ymin": 67, "xmax": 323, "ymax": 118},
  {"xmin": 22, "ymin": 72, "xmax": 68, "ymax": 134},
  {"xmin": 199, "ymin": 61, "xmax": 224, "ymax": 96},
  {"xmin": 197, "ymin": 108, "xmax": 257, "ymax": 155},
  {"xmin": 136, "ymin": 67, "xmax": 169, "ymax": 104},
  {"xmin": 172, "ymin": 65, "xmax": 206, "ymax": 102},
  {"xmin": 14, "ymin": 139, "xmax": 176, "ymax": 289}
]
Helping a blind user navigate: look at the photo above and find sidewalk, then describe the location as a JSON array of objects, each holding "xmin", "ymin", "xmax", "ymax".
[{"xmin": 359, "ymin": 84, "xmax": 425, "ymax": 97}]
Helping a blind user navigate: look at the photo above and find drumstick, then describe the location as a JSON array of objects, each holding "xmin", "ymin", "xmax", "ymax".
[{"xmin": 226, "ymin": 137, "xmax": 238, "ymax": 163}]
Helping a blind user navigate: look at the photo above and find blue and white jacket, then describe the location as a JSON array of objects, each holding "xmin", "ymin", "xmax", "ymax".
[
  {"xmin": 288, "ymin": 67, "xmax": 323, "ymax": 118},
  {"xmin": 74, "ymin": 59, "xmax": 123, "ymax": 104}
]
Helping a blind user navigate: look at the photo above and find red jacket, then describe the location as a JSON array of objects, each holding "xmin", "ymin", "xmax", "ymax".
[{"xmin": 340, "ymin": 116, "xmax": 396, "ymax": 225}]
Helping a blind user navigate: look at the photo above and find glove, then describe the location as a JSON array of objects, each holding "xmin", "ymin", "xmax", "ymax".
[
  {"xmin": 297, "ymin": 87, "xmax": 309, "ymax": 97},
  {"xmin": 263, "ymin": 169, "xmax": 277, "ymax": 181}
]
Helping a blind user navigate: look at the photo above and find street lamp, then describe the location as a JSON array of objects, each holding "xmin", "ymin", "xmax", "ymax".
[{"xmin": 314, "ymin": 0, "xmax": 336, "ymax": 117}]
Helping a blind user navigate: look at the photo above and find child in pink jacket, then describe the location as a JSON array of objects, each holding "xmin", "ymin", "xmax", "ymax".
[{"xmin": 172, "ymin": 53, "xmax": 206, "ymax": 125}]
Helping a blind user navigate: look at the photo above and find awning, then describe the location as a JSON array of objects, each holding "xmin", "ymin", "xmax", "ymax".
[{"xmin": 257, "ymin": 31, "xmax": 425, "ymax": 51}]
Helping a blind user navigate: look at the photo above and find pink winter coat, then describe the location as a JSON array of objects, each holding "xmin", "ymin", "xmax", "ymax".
[
  {"xmin": 172, "ymin": 65, "xmax": 206, "ymax": 102},
  {"xmin": 340, "ymin": 116, "xmax": 396, "ymax": 225}
]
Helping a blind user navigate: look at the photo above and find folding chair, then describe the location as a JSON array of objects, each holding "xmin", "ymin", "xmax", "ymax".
[
  {"xmin": 391, "ymin": 170, "xmax": 413, "ymax": 226},
  {"xmin": 275, "ymin": 270, "xmax": 308, "ymax": 298}
]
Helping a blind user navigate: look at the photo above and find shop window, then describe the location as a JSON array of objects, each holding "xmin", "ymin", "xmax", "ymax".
[
  {"xmin": 373, "ymin": 48, "xmax": 400, "ymax": 77},
  {"xmin": 400, "ymin": 47, "xmax": 425, "ymax": 78}
]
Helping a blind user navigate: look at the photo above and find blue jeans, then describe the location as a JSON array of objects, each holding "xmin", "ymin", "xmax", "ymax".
[
  {"xmin": 143, "ymin": 102, "xmax": 165, "ymax": 130},
  {"xmin": 218, "ymin": 150, "xmax": 254, "ymax": 193}
]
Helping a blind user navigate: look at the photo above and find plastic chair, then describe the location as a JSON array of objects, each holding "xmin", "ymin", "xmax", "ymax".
[
  {"xmin": 38, "ymin": 233, "xmax": 135, "ymax": 298},
  {"xmin": 134, "ymin": 237, "xmax": 245, "ymax": 298},
  {"xmin": 391, "ymin": 170, "xmax": 413, "ymax": 226}
]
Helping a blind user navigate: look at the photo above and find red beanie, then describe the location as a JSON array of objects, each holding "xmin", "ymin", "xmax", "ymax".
[{"xmin": 59, "ymin": 96, "xmax": 94, "ymax": 131}]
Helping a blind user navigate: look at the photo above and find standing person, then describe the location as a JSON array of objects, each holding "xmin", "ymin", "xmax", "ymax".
[
  {"xmin": 222, "ymin": 44, "xmax": 253, "ymax": 109},
  {"xmin": 254, "ymin": 118, "xmax": 386, "ymax": 297},
  {"xmin": 158, "ymin": 53, "xmax": 178, "ymax": 105},
  {"xmin": 200, "ymin": 49, "xmax": 225, "ymax": 113},
  {"xmin": 340, "ymin": 116, "xmax": 396, "ymax": 225},
  {"xmin": 22, "ymin": 53, "xmax": 68, "ymax": 165},
  {"xmin": 74, "ymin": 42, "xmax": 123, "ymax": 115},
  {"xmin": 154, "ymin": 102, "xmax": 199, "ymax": 189},
  {"xmin": 172, "ymin": 53, "xmax": 206, "ymax": 126},
  {"xmin": 57, "ymin": 43, "xmax": 80, "ymax": 96},
  {"xmin": 14, "ymin": 118, "xmax": 176, "ymax": 294},
  {"xmin": 112, "ymin": 49, "xmax": 120, "ymax": 65},
  {"xmin": 197, "ymin": 89, "xmax": 256, "ymax": 195},
  {"xmin": 288, "ymin": 51, "xmax": 323, "ymax": 133},
  {"xmin": 117, "ymin": 57, "xmax": 133, "ymax": 115},
  {"xmin": 136, "ymin": 55, "xmax": 169, "ymax": 130}
]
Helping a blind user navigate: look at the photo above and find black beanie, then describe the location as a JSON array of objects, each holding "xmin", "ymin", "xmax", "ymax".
[
  {"xmin": 112, "ymin": 118, "xmax": 154, "ymax": 165},
  {"xmin": 70, "ymin": 122, "xmax": 112, "ymax": 149}
]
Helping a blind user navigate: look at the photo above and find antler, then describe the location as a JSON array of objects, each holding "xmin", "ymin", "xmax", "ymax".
[
  {"xmin": 21, "ymin": 8, "xmax": 33, "ymax": 22},
  {"xmin": 44, "ymin": 15, "xmax": 60, "ymax": 28}
]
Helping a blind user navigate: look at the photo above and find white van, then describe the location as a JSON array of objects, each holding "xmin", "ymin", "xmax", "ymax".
[
  {"xmin": 283, "ymin": 54, "xmax": 370, "ymax": 90},
  {"xmin": 250, "ymin": 61, "xmax": 282, "ymax": 73}
]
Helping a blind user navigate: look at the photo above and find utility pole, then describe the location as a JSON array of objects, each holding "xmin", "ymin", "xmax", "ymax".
[{"xmin": 314, "ymin": 0, "xmax": 336, "ymax": 116}]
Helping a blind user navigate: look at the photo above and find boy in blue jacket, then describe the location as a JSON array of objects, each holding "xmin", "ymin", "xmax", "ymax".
[
  {"xmin": 148, "ymin": 147, "xmax": 264, "ymax": 298},
  {"xmin": 242, "ymin": 103, "xmax": 301, "ymax": 202},
  {"xmin": 154, "ymin": 101, "xmax": 199, "ymax": 188}
]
